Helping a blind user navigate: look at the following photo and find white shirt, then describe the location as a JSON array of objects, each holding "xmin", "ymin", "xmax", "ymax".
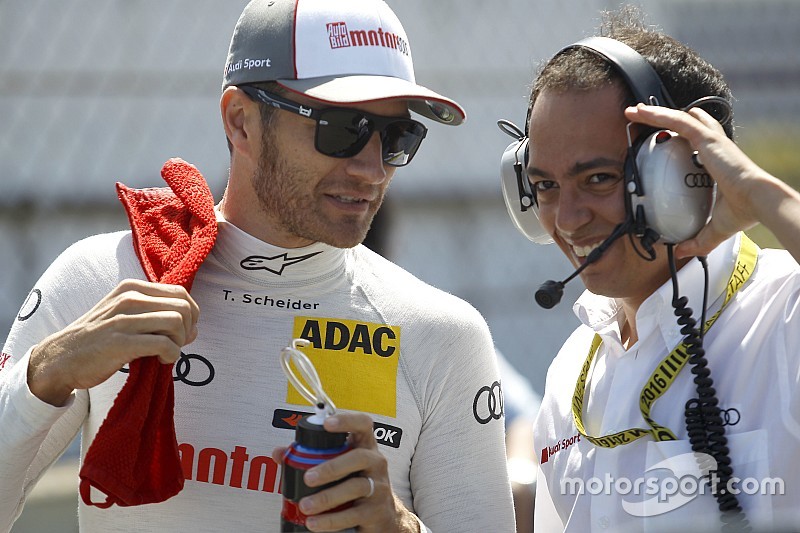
[
  {"xmin": 534, "ymin": 233, "xmax": 800, "ymax": 532},
  {"xmin": 0, "ymin": 209, "xmax": 515, "ymax": 532}
]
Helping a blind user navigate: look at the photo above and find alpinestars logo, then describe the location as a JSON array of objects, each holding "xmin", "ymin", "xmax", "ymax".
[
  {"xmin": 326, "ymin": 22, "xmax": 409, "ymax": 55},
  {"xmin": 240, "ymin": 251, "xmax": 322, "ymax": 275}
]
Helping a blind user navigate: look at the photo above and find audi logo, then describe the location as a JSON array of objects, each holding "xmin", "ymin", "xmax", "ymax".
[
  {"xmin": 721, "ymin": 407, "xmax": 741, "ymax": 426},
  {"xmin": 684, "ymin": 173, "xmax": 714, "ymax": 188},
  {"xmin": 473, "ymin": 381, "xmax": 504, "ymax": 424},
  {"xmin": 17, "ymin": 289, "xmax": 42, "ymax": 322},
  {"xmin": 119, "ymin": 351, "xmax": 215, "ymax": 387}
]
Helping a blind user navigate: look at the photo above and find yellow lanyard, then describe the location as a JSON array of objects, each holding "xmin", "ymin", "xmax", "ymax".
[{"xmin": 572, "ymin": 234, "xmax": 759, "ymax": 448}]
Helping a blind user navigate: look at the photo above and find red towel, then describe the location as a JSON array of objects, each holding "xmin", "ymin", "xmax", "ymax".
[{"xmin": 79, "ymin": 158, "xmax": 218, "ymax": 508}]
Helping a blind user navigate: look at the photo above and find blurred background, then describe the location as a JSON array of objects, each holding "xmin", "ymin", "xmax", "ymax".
[{"xmin": 2, "ymin": 0, "xmax": 798, "ymax": 531}]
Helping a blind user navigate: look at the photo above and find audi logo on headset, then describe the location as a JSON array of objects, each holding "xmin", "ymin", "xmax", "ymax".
[
  {"xmin": 473, "ymin": 381, "xmax": 504, "ymax": 424},
  {"xmin": 684, "ymin": 172, "xmax": 714, "ymax": 188}
]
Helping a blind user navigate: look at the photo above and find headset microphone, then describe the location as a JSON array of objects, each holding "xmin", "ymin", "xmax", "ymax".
[{"xmin": 535, "ymin": 221, "xmax": 631, "ymax": 309}]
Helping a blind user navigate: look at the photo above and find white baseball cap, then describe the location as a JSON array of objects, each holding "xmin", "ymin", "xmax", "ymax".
[{"xmin": 222, "ymin": 0, "xmax": 465, "ymax": 125}]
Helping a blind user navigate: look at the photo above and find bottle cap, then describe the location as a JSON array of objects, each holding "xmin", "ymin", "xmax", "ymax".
[{"xmin": 296, "ymin": 415, "xmax": 348, "ymax": 450}]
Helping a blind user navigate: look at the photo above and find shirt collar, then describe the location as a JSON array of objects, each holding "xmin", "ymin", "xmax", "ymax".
[
  {"xmin": 211, "ymin": 206, "xmax": 346, "ymax": 284},
  {"xmin": 574, "ymin": 234, "xmax": 741, "ymax": 350}
]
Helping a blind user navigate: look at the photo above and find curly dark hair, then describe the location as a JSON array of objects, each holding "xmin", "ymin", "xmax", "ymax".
[{"xmin": 529, "ymin": 5, "xmax": 734, "ymax": 139}]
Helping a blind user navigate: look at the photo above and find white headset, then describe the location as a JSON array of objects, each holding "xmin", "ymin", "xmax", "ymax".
[{"xmin": 499, "ymin": 36, "xmax": 718, "ymax": 246}]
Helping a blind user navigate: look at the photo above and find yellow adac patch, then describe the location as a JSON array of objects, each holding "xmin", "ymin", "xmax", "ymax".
[{"xmin": 286, "ymin": 317, "xmax": 401, "ymax": 417}]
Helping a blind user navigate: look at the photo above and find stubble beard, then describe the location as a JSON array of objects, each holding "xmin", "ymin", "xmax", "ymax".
[{"xmin": 252, "ymin": 132, "xmax": 381, "ymax": 249}]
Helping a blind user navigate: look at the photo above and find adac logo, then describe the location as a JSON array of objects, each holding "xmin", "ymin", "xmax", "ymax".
[
  {"xmin": 288, "ymin": 317, "xmax": 401, "ymax": 417},
  {"xmin": 240, "ymin": 251, "xmax": 322, "ymax": 275}
]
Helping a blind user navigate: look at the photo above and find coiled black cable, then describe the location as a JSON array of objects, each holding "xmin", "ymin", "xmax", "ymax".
[{"xmin": 667, "ymin": 245, "xmax": 751, "ymax": 532}]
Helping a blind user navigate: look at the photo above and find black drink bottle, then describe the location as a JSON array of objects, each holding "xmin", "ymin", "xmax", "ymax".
[{"xmin": 280, "ymin": 407, "xmax": 354, "ymax": 532}]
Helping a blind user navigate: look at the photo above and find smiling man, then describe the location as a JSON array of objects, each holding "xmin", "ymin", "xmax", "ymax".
[
  {"xmin": 512, "ymin": 6, "xmax": 800, "ymax": 533},
  {"xmin": 0, "ymin": 1, "xmax": 515, "ymax": 532}
]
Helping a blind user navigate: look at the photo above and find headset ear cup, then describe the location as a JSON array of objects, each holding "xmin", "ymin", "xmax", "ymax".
[
  {"xmin": 500, "ymin": 138, "xmax": 554, "ymax": 244},
  {"xmin": 630, "ymin": 130, "xmax": 716, "ymax": 243}
]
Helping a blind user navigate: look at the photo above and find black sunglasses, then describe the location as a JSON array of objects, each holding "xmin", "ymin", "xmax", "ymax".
[{"xmin": 239, "ymin": 85, "xmax": 428, "ymax": 167}]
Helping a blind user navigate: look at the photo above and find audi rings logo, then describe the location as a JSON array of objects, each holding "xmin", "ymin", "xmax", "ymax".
[
  {"xmin": 473, "ymin": 381, "xmax": 504, "ymax": 424},
  {"xmin": 721, "ymin": 407, "xmax": 741, "ymax": 426},
  {"xmin": 684, "ymin": 172, "xmax": 713, "ymax": 188},
  {"xmin": 17, "ymin": 289, "xmax": 42, "ymax": 322},
  {"xmin": 174, "ymin": 352, "xmax": 215, "ymax": 386},
  {"xmin": 119, "ymin": 351, "xmax": 215, "ymax": 387}
]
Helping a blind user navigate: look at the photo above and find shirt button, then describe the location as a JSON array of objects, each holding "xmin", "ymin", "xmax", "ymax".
[{"xmin": 598, "ymin": 516, "xmax": 610, "ymax": 529}]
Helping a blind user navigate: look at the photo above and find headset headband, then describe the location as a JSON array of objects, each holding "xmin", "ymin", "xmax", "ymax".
[
  {"xmin": 498, "ymin": 35, "xmax": 709, "ymax": 246},
  {"xmin": 560, "ymin": 36, "xmax": 676, "ymax": 108}
]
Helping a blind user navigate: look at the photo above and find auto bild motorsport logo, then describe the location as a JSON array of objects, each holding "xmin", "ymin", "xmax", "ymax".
[{"xmin": 325, "ymin": 21, "xmax": 409, "ymax": 55}]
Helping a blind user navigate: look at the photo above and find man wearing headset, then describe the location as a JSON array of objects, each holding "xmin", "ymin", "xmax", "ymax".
[
  {"xmin": 0, "ymin": 1, "xmax": 516, "ymax": 532},
  {"xmin": 513, "ymin": 7, "xmax": 800, "ymax": 532}
]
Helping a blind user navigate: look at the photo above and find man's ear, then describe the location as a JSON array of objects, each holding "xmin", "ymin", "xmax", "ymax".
[{"xmin": 221, "ymin": 86, "xmax": 260, "ymax": 159}]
